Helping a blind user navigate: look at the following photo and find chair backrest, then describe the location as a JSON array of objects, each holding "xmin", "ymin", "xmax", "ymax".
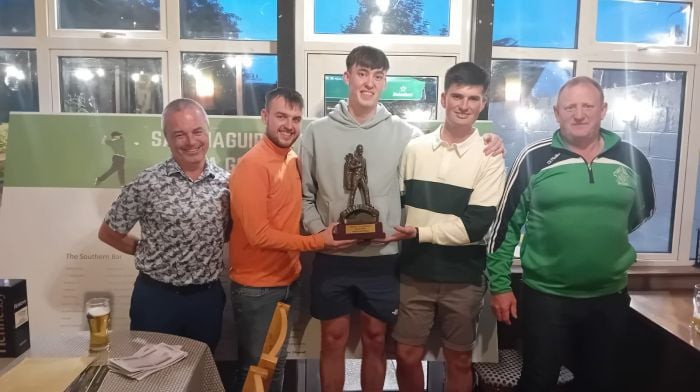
[
  {"xmin": 258, "ymin": 302, "xmax": 290, "ymax": 372},
  {"xmin": 242, "ymin": 365, "xmax": 267, "ymax": 392},
  {"xmin": 243, "ymin": 301, "xmax": 290, "ymax": 392}
]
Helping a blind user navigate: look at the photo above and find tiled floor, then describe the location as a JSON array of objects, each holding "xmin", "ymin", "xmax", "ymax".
[
  {"xmin": 216, "ymin": 359, "xmax": 428, "ymax": 391},
  {"xmin": 343, "ymin": 359, "xmax": 427, "ymax": 391}
]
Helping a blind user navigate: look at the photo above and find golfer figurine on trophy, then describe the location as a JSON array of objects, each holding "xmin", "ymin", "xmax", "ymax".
[{"xmin": 333, "ymin": 144, "xmax": 386, "ymax": 240}]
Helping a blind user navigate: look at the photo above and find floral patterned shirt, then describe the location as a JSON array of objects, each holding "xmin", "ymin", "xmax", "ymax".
[{"xmin": 105, "ymin": 158, "xmax": 230, "ymax": 285}]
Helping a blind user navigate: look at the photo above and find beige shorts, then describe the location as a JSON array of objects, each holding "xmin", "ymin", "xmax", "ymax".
[{"xmin": 392, "ymin": 274, "xmax": 485, "ymax": 352}]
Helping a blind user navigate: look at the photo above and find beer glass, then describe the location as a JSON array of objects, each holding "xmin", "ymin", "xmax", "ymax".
[
  {"xmin": 86, "ymin": 297, "xmax": 111, "ymax": 351},
  {"xmin": 693, "ymin": 284, "xmax": 700, "ymax": 334}
]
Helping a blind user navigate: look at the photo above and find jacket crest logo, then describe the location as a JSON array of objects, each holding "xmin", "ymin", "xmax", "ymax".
[{"xmin": 613, "ymin": 166, "xmax": 633, "ymax": 186}]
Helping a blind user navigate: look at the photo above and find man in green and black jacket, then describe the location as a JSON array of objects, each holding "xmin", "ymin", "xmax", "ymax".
[{"xmin": 487, "ymin": 76, "xmax": 655, "ymax": 392}]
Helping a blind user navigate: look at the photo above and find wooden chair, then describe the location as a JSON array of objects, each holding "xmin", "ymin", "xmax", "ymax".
[{"xmin": 242, "ymin": 301, "xmax": 290, "ymax": 392}]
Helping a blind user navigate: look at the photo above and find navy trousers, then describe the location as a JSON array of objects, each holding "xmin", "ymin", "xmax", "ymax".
[
  {"xmin": 130, "ymin": 273, "xmax": 226, "ymax": 352},
  {"xmin": 517, "ymin": 284, "xmax": 630, "ymax": 392}
]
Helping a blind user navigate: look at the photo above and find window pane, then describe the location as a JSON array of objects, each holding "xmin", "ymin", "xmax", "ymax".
[
  {"xmin": 1, "ymin": 49, "xmax": 38, "ymax": 204},
  {"xmin": 182, "ymin": 53, "xmax": 238, "ymax": 115},
  {"xmin": 242, "ymin": 55, "xmax": 277, "ymax": 115},
  {"xmin": 182, "ymin": 53, "xmax": 277, "ymax": 116},
  {"xmin": 489, "ymin": 59, "xmax": 574, "ymax": 168},
  {"xmin": 324, "ymin": 74, "xmax": 438, "ymax": 120},
  {"xmin": 0, "ymin": 0, "xmax": 35, "ymax": 36},
  {"xmin": 60, "ymin": 57, "xmax": 163, "ymax": 114},
  {"xmin": 693, "ymin": 169, "xmax": 700, "ymax": 261},
  {"xmin": 596, "ymin": 0, "xmax": 691, "ymax": 46},
  {"xmin": 493, "ymin": 0, "xmax": 578, "ymax": 48},
  {"xmin": 180, "ymin": 0, "xmax": 277, "ymax": 40},
  {"xmin": 58, "ymin": 0, "xmax": 160, "ymax": 30},
  {"xmin": 314, "ymin": 0, "xmax": 450, "ymax": 36},
  {"xmin": 593, "ymin": 68, "xmax": 685, "ymax": 253},
  {"xmin": 0, "ymin": 49, "xmax": 39, "ymax": 123}
]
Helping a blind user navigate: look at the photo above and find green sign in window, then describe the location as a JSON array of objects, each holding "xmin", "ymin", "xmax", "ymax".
[
  {"xmin": 323, "ymin": 74, "xmax": 438, "ymax": 120},
  {"xmin": 324, "ymin": 75, "xmax": 428, "ymax": 101}
]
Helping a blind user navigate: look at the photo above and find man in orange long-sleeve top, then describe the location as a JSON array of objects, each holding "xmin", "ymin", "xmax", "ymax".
[{"xmin": 228, "ymin": 87, "xmax": 354, "ymax": 392}]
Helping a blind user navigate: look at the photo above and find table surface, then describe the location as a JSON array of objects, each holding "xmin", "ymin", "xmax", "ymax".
[
  {"xmin": 629, "ymin": 290, "xmax": 700, "ymax": 351},
  {"xmin": 0, "ymin": 330, "xmax": 224, "ymax": 392}
]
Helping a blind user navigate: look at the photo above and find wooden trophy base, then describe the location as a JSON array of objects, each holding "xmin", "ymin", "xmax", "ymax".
[{"xmin": 333, "ymin": 222, "xmax": 385, "ymax": 240}]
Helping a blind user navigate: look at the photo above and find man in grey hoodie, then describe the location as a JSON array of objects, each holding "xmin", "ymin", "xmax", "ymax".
[{"xmin": 299, "ymin": 46, "xmax": 503, "ymax": 391}]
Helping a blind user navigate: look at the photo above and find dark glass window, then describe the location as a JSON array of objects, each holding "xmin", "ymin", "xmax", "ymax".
[
  {"xmin": 0, "ymin": 0, "xmax": 35, "ymax": 36},
  {"xmin": 182, "ymin": 53, "xmax": 277, "ymax": 116},
  {"xmin": 60, "ymin": 57, "xmax": 163, "ymax": 113}
]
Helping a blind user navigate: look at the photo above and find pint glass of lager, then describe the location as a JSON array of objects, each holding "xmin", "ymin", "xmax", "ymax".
[
  {"xmin": 693, "ymin": 284, "xmax": 700, "ymax": 334},
  {"xmin": 85, "ymin": 297, "xmax": 111, "ymax": 352}
]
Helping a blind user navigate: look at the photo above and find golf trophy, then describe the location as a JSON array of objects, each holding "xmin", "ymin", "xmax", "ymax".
[{"xmin": 333, "ymin": 144, "xmax": 386, "ymax": 240}]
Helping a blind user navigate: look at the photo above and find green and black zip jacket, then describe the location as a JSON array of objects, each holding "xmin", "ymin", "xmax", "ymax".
[{"xmin": 487, "ymin": 129, "xmax": 655, "ymax": 298}]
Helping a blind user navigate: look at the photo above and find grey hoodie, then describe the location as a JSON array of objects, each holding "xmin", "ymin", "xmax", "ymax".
[{"xmin": 300, "ymin": 101, "xmax": 422, "ymax": 257}]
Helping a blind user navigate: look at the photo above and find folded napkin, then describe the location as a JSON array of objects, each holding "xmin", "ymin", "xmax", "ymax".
[{"xmin": 108, "ymin": 343, "xmax": 187, "ymax": 381}]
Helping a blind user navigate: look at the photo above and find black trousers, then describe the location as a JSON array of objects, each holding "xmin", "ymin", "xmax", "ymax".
[{"xmin": 517, "ymin": 284, "xmax": 630, "ymax": 392}]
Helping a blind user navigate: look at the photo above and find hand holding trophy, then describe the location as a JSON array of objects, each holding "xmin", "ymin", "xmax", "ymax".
[{"xmin": 333, "ymin": 145, "xmax": 386, "ymax": 240}]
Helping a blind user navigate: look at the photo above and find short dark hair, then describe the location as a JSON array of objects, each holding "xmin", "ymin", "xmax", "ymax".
[
  {"xmin": 265, "ymin": 87, "xmax": 304, "ymax": 110},
  {"xmin": 557, "ymin": 76, "xmax": 605, "ymax": 104},
  {"xmin": 161, "ymin": 98, "xmax": 209, "ymax": 134},
  {"xmin": 444, "ymin": 62, "xmax": 490, "ymax": 92},
  {"xmin": 346, "ymin": 46, "xmax": 390, "ymax": 71}
]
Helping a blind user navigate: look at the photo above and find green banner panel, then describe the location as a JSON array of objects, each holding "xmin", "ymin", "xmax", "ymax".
[
  {"xmin": 4, "ymin": 113, "xmax": 491, "ymax": 189},
  {"xmin": 4, "ymin": 113, "xmax": 265, "ymax": 188}
]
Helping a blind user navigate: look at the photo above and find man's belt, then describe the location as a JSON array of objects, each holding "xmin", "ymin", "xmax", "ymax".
[{"xmin": 137, "ymin": 272, "xmax": 219, "ymax": 295}]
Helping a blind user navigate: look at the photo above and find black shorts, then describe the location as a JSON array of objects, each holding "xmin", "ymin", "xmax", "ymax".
[{"xmin": 310, "ymin": 253, "xmax": 399, "ymax": 324}]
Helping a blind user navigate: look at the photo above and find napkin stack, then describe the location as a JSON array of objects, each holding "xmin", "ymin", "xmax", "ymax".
[{"xmin": 108, "ymin": 343, "xmax": 188, "ymax": 380}]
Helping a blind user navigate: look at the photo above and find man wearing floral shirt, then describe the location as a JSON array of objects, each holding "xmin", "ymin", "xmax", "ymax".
[{"xmin": 98, "ymin": 98, "xmax": 229, "ymax": 351}]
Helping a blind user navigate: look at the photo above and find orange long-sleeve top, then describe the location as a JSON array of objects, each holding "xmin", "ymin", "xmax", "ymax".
[{"xmin": 228, "ymin": 135, "xmax": 325, "ymax": 287}]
